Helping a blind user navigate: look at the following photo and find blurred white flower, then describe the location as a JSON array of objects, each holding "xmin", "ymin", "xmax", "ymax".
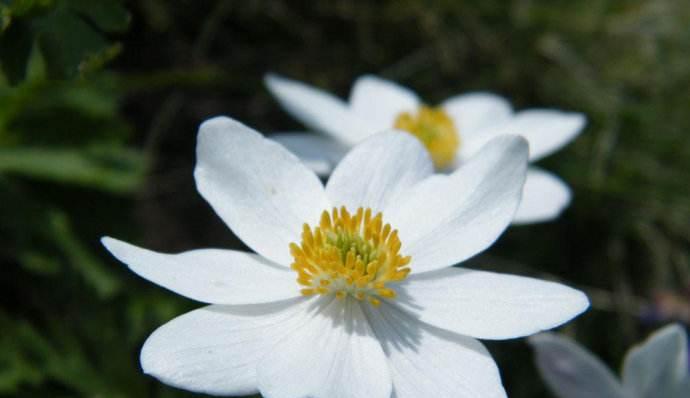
[
  {"xmin": 102, "ymin": 116, "xmax": 589, "ymax": 398},
  {"xmin": 530, "ymin": 324, "xmax": 690, "ymax": 398},
  {"xmin": 265, "ymin": 74, "xmax": 587, "ymax": 224}
]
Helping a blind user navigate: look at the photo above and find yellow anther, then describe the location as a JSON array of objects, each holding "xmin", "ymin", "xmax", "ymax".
[
  {"xmin": 394, "ymin": 105, "xmax": 460, "ymax": 170},
  {"xmin": 290, "ymin": 207, "xmax": 411, "ymax": 306}
]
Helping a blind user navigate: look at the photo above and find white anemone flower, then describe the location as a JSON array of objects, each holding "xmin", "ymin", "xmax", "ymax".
[
  {"xmin": 265, "ymin": 74, "xmax": 587, "ymax": 225},
  {"xmin": 530, "ymin": 323, "xmax": 690, "ymax": 398},
  {"xmin": 102, "ymin": 116, "xmax": 589, "ymax": 398}
]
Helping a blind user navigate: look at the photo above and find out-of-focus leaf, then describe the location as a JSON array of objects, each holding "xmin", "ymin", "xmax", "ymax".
[
  {"xmin": 0, "ymin": 77, "xmax": 129, "ymax": 146},
  {"xmin": 0, "ymin": 0, "xmax": 129, "ymax": 81},
  {"xmin": 46, "ymin": 210, "xmax": 121, "ymax": 298},
  {"xmin": 64, "ymin": 0, "xmax": 130, "ymax": 33},
  {"xmin": 621, "ymin": 324, "xmax": 689, "ymax": 398},
  {"xmin": 0, "ymin": 313, "xmax": 49, "ymax": 393},
  {"xmin": 0, "ymin": 20, "xmax": 33, "ymax": 84},
  {"xmin": 0, "ymin": 146, "xmax": 145, "ymax": 192},
  {"xmin": 1, "ymin": 178, "xmax": 123, "ymax": 296},
  {"xmin": 0, "ymin": 310, "xmax": 131, "ymax": 395},
  {"xmin": 17, "ymin": 251, "xmax": 60, "ymax": 275},
  {"xmin": 0, "ymin": 0, "xmax": 54, "ymax": 31},
  {"xmin": 35, "ymin": 7, "xmax": 112, "ymax": 79},
  {"xmin": 529, "ymin": 333, "xmax": 626, "ymax": 398}
]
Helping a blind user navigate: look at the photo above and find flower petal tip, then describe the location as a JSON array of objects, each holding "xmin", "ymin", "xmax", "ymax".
[
  {"xmin": 264, "ymin": 71, "xmax": 284, "ymax": 84},
  {"xmin": 526, "ymin": 332, "xmax": 561, "ymax": 348},
  {"xmin": 483, "ymin": 134, "xmax": 530, "ymax": 164},
  {"xmin": 554, "ymin": 288, "xmax": 590, "ymax": 329},
  {"xmin": 506, "ymin": 134, "xmax": 530, "ymax": 157},
  {"xmin": 100, "ymin": 236, "xmax": 122, "ymax": 257},
  {"xmin": 196, "ymin": 116, "xmax": 265, "ymax": 160},
  {"xmin": 264, "ymin": 73, "xmax": 294, "ymax": 93},
  {"xmin": 100, "ymin": 237, "xmax": 141, "ymax": 272},
  {"xmin": 527, "ymin": 288, "xmax": 589, "ymax": 337},
  {"xmin": 575, "ymin": 289, "xmax": 591, "ymax": 314},
  {"xmin": 559, "ymin": 111, "xmax": 588, "ymax": 138},
  {"xmin": 198, "ymin": 115, "xmax": 246, "ymax": 135}
]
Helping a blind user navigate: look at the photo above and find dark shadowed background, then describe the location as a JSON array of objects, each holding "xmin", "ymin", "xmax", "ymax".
[{"xmin": 1, "ymin": 0, "xmax": 689, "ymax": 396}]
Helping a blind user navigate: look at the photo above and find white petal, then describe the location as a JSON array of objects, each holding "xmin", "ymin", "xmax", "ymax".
[
  {"xmin": 387, "ymin": 135, "xmax": 528, "ymax": 273},
  {"xmin": 265, "ymin": 73, "xmax": 374, "ymax": 145},
  {"xmin": 269, "ymin": 132, "xmax": 348, "ymax": 176},
  {"xmin": 395, "ymin": 267, "xmax": 589, "ymax": 340},
  {"xmin": 529, "ymin": 333, "xmax": 626, "ymax": 398},
  {"xmin": 512, "ymin": 167, "xmax": 572, "ymax": 225},
  {"xmin": 364, "ymin": 301, "xmax": 506, "ymax": 398},
  {"xmin": 194, "ymin": 116, "xmax": 329, "ymax": 266},
  {"xmin": 483, "ymin": 109, "xmax": 586, "ymax": 161},
  {"xmin": 442, "ymin": 92, "xmax": 513, "ymax": 136},
  {"xmin": 674, "ymin": 379, "xmax": 690, "ymax": 398},
  {"xmin": 257, "ymin": 298, "xmax": 391, "ymax": 398},
  {"xmin": 140, "ymin": 297, "xmax": 313, "ymax": 396},
  {"xmin": 101, "ymin": 237, "xmax": 299, "ymax": 304},
  {"xmin": 326, "ymin": 130, "xmax": 433, "ymax": 213},
  {"xmin": 349, "ymin": 75, "xmax": 420, "ymax": 132},
  {"xmin": 622, "ymin": 323, "xmax": 688, "ymax": 398}
]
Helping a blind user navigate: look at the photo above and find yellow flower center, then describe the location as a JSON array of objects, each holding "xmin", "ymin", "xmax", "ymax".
[
  {"xmin": 394, "ymin": 105, "xmax": 460, "ymax": 170},
  {"xmin": 289, "ymin": 207, "xmax": 411, "ymax": 307}
]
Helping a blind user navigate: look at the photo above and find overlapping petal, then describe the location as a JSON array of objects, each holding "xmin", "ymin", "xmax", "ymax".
[
  {"xmin": 515, "ymin": 110, "xmax": 586, "ymax": 161},
  {"xmin": 442, "ymin": 92, "xmax": 513, "ymax": 137},
  {"xmin": 365, "ymin": 302, "xmax": 506, "ymax": 398},
  {"xmin": 108, "ymin": 106, "xmax": 594, "ymax": 398},
  {"xmin": 101, "ymin": 237, "xmax": 299, "ymax": 305},
  {"xmin": 265, "ymin": 74, "xmax": 373, "ymax": 145},
  {"xmin": 140, "ymin": 298, "xmax": 312, "ymax": 396},
  {"xmin": 326, "ymin": 130, "xmax": 433, "ymax": 213},
  {"xmin": 386, "ymin": 135, "xmax": 528, "ymax": 273},
  {"xmin": 622, "ymin": 324, "xmax": 689, "ymax": 398},
  {"xmin": 472, "ymin": 109, "xmax": 586, "ymax": 161},
  {"xmin": 513, "ymin": 168, "xmax": 572, "ymax": 225},
  {"xmin": 194, "ymin": 116, "xmax": 329, "ymax": 266},
  {"xmin": 269, "ymin": 132, "xmax": 348, "ymax": 176},
  {"xmin": 529, "ymin": 333, "xmax": 626, "ymax": 398},
  {"xmin": 257, "ymin": 298, "xmax": 391, "ymax": 398},
  {"xmin": 395, "ymin": 267, "xmax": 589, "ymax": 340},
  {"xmin": 349, "ymin": 75, "xmax": 419, "ymax": 132}
]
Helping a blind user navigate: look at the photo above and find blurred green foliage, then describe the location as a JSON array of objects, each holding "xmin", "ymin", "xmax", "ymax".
[
  {"xmin": 0, "ymin": 0, "xmax": 129, "ymax": 81},
  {"xmin": 0, "ymin": 0, "xmax": 688, "ymax": 397}
]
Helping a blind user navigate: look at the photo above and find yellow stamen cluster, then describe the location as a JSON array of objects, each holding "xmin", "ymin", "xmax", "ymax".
[
  {"xmin": 394, "ymin": 105, "xmax": 460, "ymax": 170},
  {"xmin": 289, "ymin": 207, "xmax": 411, "ymax": 306}
]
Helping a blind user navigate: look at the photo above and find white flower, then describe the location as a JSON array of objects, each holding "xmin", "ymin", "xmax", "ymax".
[
  {"xmin": 265, "ymin": 74, "xmax": 587, "ymax": 225},
  {"xmin": 102, "ymin": 116, "xmax": 589, "ymax": 398},
  {"xmin": 530, "ymin": 323, "xmax": 690, "ymax": 398}
]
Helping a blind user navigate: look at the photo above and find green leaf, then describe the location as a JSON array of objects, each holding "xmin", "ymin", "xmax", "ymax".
[
  {"xmin": 64, "ymin": 0, "xmax": 130, "ymax": 33},
  {"xmin": 0, "ymin": 0, "xmax": 129, "ymax": 81},
  {"xmin": 34, "ymin": 7, "xmax": 110, "ymax": 78},
  {"xmin": 0, "ymin": 314, "xmax": 49, "ymax": 393},
  {"xmin": 0, "ymin": 20, "xmax": 33, "ymax": 83},
  {"xmin": 17, "ymin": 251, "xmax": 61, "ymax": 275},
  {"xmin": 0, "ymin": 146, "xmax": 146, "ymax": 193},
  {"xmin": 46, "ymin": 210, "xmax": 121, "ymax": 298}
]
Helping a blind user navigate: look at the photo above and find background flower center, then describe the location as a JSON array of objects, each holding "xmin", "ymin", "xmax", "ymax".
[
  {"xmin": 289, "ymin": 207, "xmax": 411, "ymax": 306},
  {"xmin": 394, "ymin": 105, "xmax": 460, "ymax": 170}
]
